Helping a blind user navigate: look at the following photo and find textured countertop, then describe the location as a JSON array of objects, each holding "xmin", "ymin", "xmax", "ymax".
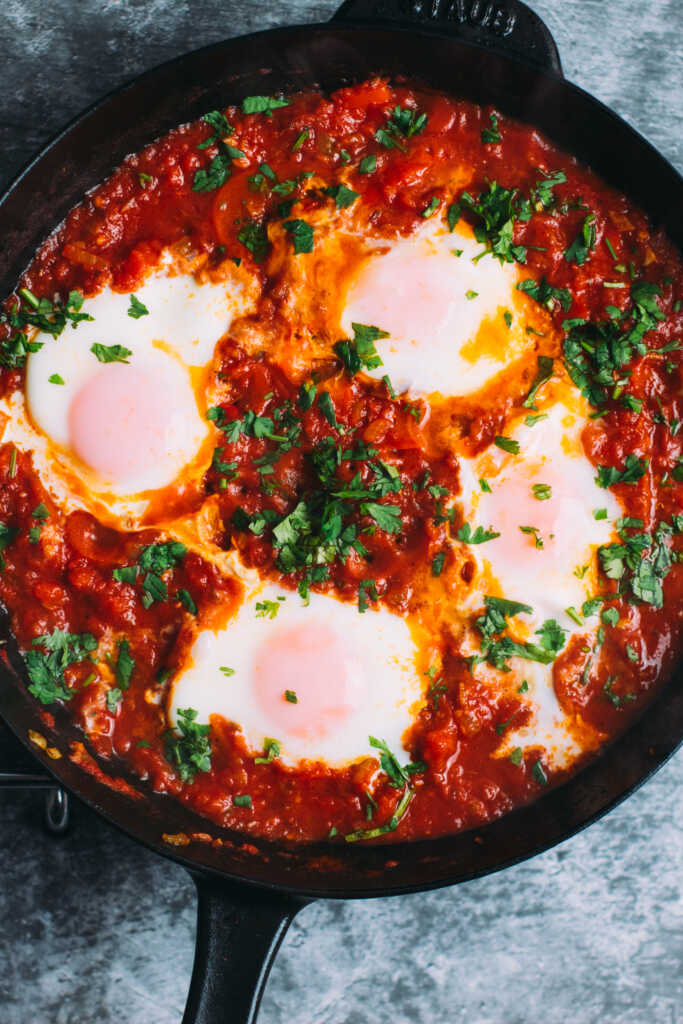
[{"xmin": 0, "ymin": 2, "xmax": 681, "ymax": 1022}]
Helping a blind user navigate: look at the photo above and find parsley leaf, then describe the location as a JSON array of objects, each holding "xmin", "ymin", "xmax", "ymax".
[
  {"xmin": 106, "ymin": 688, "xmax": 122, "ymax": 713},
  {"xmin": 517, "ymin": 277, "xmax": 572, "ymax": 312},
  {"xmin": 595, "ymin": 454, "xmax": 647, "ymax": 488},
  {"xmin": 127, "ymin": 294, "xmax": 149, "ymax": 319},
  {"xmin": 456, "ymin": 523, "xmax": 501, "ymax": 544},
  {"xmin": 115, "ymin": 639, "xmax": 135, "ymax": 690},
  {"xmin": 25, "ymin": 629, "xmax": 97, "ymax": 706},
  {"xmin": 254, "ymin": 737, "xmax": 281, "ymax": 765},
  {"xmin": 494, "ymin": 436, "xmax": 520, "ymax": 455},
  {"xmin": 165, "ymin": 708, "xmax": 211, "ymax": 783},
  {"xmin": 283, "ymin": 219, "xmax": 314, "ymax": 254},
  {"xmin": 323, "ymin": 184, "xmax": 360, "ymax": 209},
  {"xmin": 481, "ymin": 112, "xmax": 501, "ymax": 144},
  {"xmin": 238, "ymin": 221, "xmax": 269, "ymax": 263},
  {"xmin": 375, "ymin": 105, "xmax": 427, "ymax": 150},
  {"xmin": 334, "ymin": 322, "xmax": 389, "ymax": 375},
  {"xmin": 91, "ymin": 343, "xmax": 132, "ymax": 364},
  {"xmin": 241, "ymin": 95, "xmax": 290, "ymax": 115},
  {"xmin": 564, "ymin": 214, "xmax": 597, "ymax": 265},
  {"xmin": 522, "ymin": 355, "xmax": 554, "ymax": 409}
]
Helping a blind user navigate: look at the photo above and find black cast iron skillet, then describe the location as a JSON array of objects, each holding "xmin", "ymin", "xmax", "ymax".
[{"xmin": 0, "ymin": 2, "xmax": 681, "ymax": 1022}]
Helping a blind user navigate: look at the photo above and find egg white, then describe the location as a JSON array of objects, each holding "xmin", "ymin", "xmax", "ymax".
[
  {"xmin": 23, "ymin": 268, "xmax": 251, "ymax": 496},
  {"xmin": 340, "ymin": 217, "xmax": 533, "ymax": 397},
  {"xmin": 455, "ymin": 395, "xmax": 621, "ymax": 768},
  {"xmin": 169, "ymin": 582, "xmax": 426, "ymax": 768}
]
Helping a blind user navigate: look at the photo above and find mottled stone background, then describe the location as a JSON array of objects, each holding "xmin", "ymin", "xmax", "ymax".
[{"xmin": 0, "ymin": 2, "xmax": 681, "ymax": 1022}]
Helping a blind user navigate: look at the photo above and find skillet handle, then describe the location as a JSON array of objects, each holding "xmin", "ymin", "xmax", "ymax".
[
  {"xmin": 182, "ymin": 872, "xmax": 310, "ymax": 1024},
  {"xmin": 331, "ymin": 0, "xmax": 563, "ymax": 76}
]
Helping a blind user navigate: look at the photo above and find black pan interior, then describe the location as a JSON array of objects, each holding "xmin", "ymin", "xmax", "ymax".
[{"xmin": 0, "ymin": 22, "xmax": 681, "ymax": 898}]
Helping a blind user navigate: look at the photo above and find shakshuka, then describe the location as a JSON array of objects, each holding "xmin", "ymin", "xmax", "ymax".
[{"xmin": 0, "ymin": 80, "xmax": 680, "ymax": 844}]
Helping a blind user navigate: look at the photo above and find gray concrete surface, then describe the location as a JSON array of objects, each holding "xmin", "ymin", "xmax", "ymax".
[{"xmin": 0, "ymin": 1, "xmax": 681, "ymax": 1022}]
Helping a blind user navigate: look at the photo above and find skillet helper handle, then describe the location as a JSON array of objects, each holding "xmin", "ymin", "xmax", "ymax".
[
  {"xmin": 331, "ymin": 0, "xmax": 563, "ymax": 76},
  {"xmin": 182, "ymin": 873, "xmax": 309, "ymax": 1024}
]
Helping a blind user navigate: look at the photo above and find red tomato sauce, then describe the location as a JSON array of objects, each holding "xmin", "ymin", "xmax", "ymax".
[{"xmin": 0, "ymin": 79, "xmax": 681, "ymax": 844}]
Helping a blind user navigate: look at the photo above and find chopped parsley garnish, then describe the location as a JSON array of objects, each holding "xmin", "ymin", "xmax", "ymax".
[
  {"xmin": 520, "ymin": 525, "xmax": 544, "ymax": 549},
  {"xmin": 233, "ymin": 794, "xmax": 253, "ymax": 808},
  {"xmin": 220, "ymin": 666, "xmax": 235, "ymax": 677},
  {"xmin": 241, "ymin": 95, "xmax": 290, "ymax": 115},
  {"xmin": 469, "ymin": 596, "xmax": 566, "ymax": 672},
  {"xmin": 581, "ymin": 596, "xmax": 604, "ymax": 617},
  {"xmin": 358, "ymin": 578, "xmax": 379, "ymax": 613},
  {"xmin": 603, "ymin": 675, "xmax": 635, "ymax": 708},
  {"xmin": 431, "ymin": 551, "xmax": 446, "ymax": 576},
  {"xmin": 456, "ymin": 523, "xmax": 500, "ymax": 544},
  {"xmin": 25, "ymin": 629, "xmax": 97, "ymax": 706},
  {"xmin": 422, "ymin": 196, "xmax": 441, "ymax": 218},
  {"xmin": 127, "ymin": 294, "xmax": 149, "ymax": 319},
  {"xmin": 517, "ymin": 277, "xmax": 572, "ymax": 312},
  {"xmin": 494, "ymin": 436, "xmax": 520, "ymax": 455},
  {"xmin": 343, "ymin": 737, "xmax": 424, "ymax": 842},
  {"xmin": 255, "ymin": 599, "xmax": 284, "ymax": 619},
  {"xmin": 323, "ymin": 184, "xmax": 360, "ymax": 209},
  {"xmin": 359, "ymin": 154, "xmax": 376, "ymax": 174},
  {"xmin": 479, "ymin": 478, "xmax": 492, "ymax": 493},
  {"xmin": 426, "ymin": 666, "xmax": 447, "ymax": 709},
  {"xmin": 375, "ymin": 104, "xmax": 427, "ymax": 151},
  {"xmin": 562, "ymin": 281, "xmax": 666, "ymax": 409},
  {"xmin": 178, "ymin": 589, "xmax": 198, "ymax": 615},
  {"xmin": 91, "ymin": 343, "xmax": 132, "ymax": 364},
  {"xmin": 192, "ymin": 114, "xmax": 245, "ymax": 192},
  {"xmin": 447, "ymin": 202, "xmax": 461, "ymax": 232},
  {"xmin": 317, "ymin": 391, "xmax": 338, "ymax": 426},
  {"xmin": 198, "ymin": 110, "xmax": 233, "ymax": 147},
  {"xmin": 481, "ymin": 112, "xmax": 501, "ymax": 144},
  {"xmin": 595, "ymin": 454, "xmax": 647, "ymax": 488},
  {"xmin": 334, "ymin": 322, "xmax": 388, "ymax": 375},
  {"xmin": 601, "ymin": 606, "xmax": 619, "ymax": 627},
  {"xmin": 298, "ymin": 380, "xmax": 317, "ymax": 410},
  {"xmin": 564, "ymin": 214, "xmax": 596, "ymax": 265},
  {"xmin": 284, "ymin": 689, "xmax": 298, "ymax": 703},
  {"xmin": 509, "ymin": 747, "xmax": 524, "ymax": 766},
  {"xmin": 532, "ymin": 483, "xmax": 552, "ymax": 501},
  {"xmin": 565, "ymin": 606, "xmax": 583, "ymax": 626},
  {"xmin": 530, "ymin": 170, "xmax": 567, "ymax": 208},
  {"xmin": 459, "ymin": 181, "xmax": 527, "ymax": 264},
  {"xmin": 0, "ymin": 522, "xmax": 17, "ymax": 553},
  {"xmin": 254, "ymin": 737, "xmax": 281, "ymax": 765},
  {"xmin": 292, "ymin": 128, "xmax": 309, "ymax": 151},
  {"xmin": 525, "ymin": 413, "xmax": 548, "ymax": 427},
  {"xmin": 532, "ymin": 760, "xmax": 548, "ymax": 785},
  {"xmin": 598, "ymin": 516, "xmax": 677, "ymax": 609},
  {"xmin": 115, "ymin": 639, "xmax": 135, "ymax": 690},
  {"xmin": 593, "ymin": 508, "xmax": 608, "ymax": 520},
  {"xmin": 283, "ymin": 218, "xmax": 314, "ymax": 254},
  {"xmin": 164, "ymin": 708, "xmax": 211, "ymax": 783},
  {"xmin": 48, "ymin": 373, "xmax": 64, "ymax": 385},
  {"xmin": 503, "ymin": 310, "xmax": 513, "ymax": 329},
  {"xmin": 1, "ymin": 289, "xmax": 92, "ymax": 369},
  {"xmin": 112, "ymin": 541, "xmax": 186, "ymax": 608},
  {"xmin": 237, "ymin": 220, "xmax": 269, "ymax": 263},
  {"xmin": 522, "ymin": 355, "xmax": 554, "ymax": 409},
  {"xmin": 106, "ymin": 688, "xmax": 122, "ymax": 713}
]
